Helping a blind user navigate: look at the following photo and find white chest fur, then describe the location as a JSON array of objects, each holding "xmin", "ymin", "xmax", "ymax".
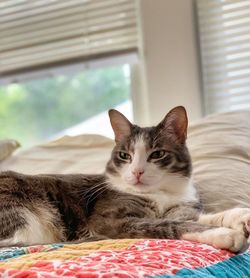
[
  {"xmin": 145, "ymin": 181, "xmax": 198, "ymax": 215},
  {"xmin": 107, "ymin": 172, "xmax": 198, "ymax": 215}
]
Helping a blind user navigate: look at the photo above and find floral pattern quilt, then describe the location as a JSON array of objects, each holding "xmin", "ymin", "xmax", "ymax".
[{"xmin": 0, "ymin": 239, "xmax": 249, "ymax": 278}]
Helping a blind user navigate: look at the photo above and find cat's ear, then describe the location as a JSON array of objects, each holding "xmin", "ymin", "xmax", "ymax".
[
  {"xmin": 109, "ymin": 109, "xmax": 132, "ymax": 142},
  {"xmin": 158, "ymin": 106, "xmax": 188, "ymax": 143}
]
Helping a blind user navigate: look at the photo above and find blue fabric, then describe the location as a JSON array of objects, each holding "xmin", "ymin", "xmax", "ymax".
[
  {"xmin": 151, "ymin": 253, "xmax": 250, "ymax": 278},
  {"xmin": 0, "ymin": 244, "xmax": 63, "ymax": 261},
  {"xmin": 0, "ymin": 247, "xmax": 27, "ymax": 261}
]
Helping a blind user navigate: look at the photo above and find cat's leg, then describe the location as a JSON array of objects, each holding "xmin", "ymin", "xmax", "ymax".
[
  {"xmin": 94, "ymin": 217, "xmax": 248, "ymax": 253},
  {"xmin": 198, "ymin": 208, "xmax": 250, "ymax": 240},
  {"xmin": 162, "ymin": 203, "xmax": 248, "ymax": 251},
  {"xmin": 0, "ymin": 206, "xmax": 64, "ymax": 247}
]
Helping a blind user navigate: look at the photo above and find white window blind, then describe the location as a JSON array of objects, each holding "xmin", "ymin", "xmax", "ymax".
[
  {"xmin": 195, "ymin": 0, "xmax": 250, "ymax": 114},
  {"xmin": 0, "ymin": 0, "xmax": 138, "ymax": 80}
]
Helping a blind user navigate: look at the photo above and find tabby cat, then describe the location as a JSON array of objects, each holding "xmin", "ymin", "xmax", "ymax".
[{"xmin": 0, "ymin": 106, "xmax": 249, "ymax": 252}]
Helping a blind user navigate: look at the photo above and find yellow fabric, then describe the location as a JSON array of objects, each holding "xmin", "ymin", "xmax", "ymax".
[{"xmin": 0, "ymin": 239, "xmax": 137, "ymax": 270}]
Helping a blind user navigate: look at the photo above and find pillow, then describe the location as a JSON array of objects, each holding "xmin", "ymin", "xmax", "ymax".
[
  {"xmin": 0, "ymin": 139, "xmax": 20, "ymax": 161},
  {"xmin": 187, "ymin": 109, "xmax": 250, "ymax": 213}
]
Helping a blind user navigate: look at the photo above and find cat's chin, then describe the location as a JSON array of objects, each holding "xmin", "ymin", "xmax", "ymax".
[
  {"xmin": 130, "ymin": 182, "xmax": 152, "ymax": 192},
  {"xmin": 106, "ymin": 175, "xmax": 154, "ymax": 194},
  {"xmin": 123, "ymin": 184, "xmax": 154, "ymax": 195}
]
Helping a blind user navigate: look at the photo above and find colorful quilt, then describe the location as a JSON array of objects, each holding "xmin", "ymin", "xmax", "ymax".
[{"xmin": 0, "ymin": 239, "xmax": 249, "ymax": 278}]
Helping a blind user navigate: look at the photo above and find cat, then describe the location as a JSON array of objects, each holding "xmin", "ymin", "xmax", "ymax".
[{"xmin": 0, "ymin": 106, "xmax": 249, "ymax": 252}]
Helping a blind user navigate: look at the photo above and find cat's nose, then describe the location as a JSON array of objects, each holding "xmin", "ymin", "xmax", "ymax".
[{"xmin": 132, "ymin": 169, "xmax": 144, "ymax": 179}]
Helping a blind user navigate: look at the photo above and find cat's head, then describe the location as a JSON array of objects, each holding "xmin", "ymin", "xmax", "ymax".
[{"xmin": 105, "ymin": 106, "xmax": 192, "ymax": 195}]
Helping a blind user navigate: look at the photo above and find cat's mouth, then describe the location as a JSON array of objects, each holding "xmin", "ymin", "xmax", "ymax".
[
  {"xmin": 135, "ymin": 181, "xmax": 143, "ymax": 186},
  {"xmin": 133, "ymin": 181, "xmax": 148, "ymax": 187},
  {"xmin": 129, "ymin": 181, "xmax": 154, "ymax": 194}
]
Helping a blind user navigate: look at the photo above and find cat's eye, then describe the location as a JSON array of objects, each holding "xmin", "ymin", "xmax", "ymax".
[
  {"xmin": 119, "ymin": 152, "xmax": 131, "ymax": 161},
  {"xmin": 149, "ymin": 150, "xmax": 166, "ymax": 160}
]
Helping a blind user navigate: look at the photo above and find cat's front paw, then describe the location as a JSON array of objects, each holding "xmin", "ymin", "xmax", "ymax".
[
  {"xmin": 223, "ymin": 208, "xmax": 250, "ymax": 239},
  {"xmin": 182, "ymin": 227, "xmax": 249, "ymax": 253},
  {"xmin": 209, "ymin": 228, "xmax": 249, "ymax": 253}
]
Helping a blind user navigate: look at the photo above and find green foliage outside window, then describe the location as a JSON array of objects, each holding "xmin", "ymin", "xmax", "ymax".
[{"xmin": 0, "ymin": 65, "xmax": 130, "ymax": 146}]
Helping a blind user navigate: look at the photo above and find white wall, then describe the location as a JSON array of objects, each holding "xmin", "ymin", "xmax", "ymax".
[{"xmin": 134, "ymin": 0, "xmax": 203, "ymax": 125}]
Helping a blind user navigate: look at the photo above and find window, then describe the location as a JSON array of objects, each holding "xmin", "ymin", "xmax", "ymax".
[
  {"xmin": 195, "ymin": 0, "xmax": 250, "ymax": 114},
  {"xmin": 0, "ymin": 63, "xmax": 133, "ymax": 147},
  {"xmin": 0, "ymin": 0, "xmax": 138, "ymax": 146}
]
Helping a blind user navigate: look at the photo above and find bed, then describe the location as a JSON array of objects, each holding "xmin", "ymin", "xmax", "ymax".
[{"xmin": 0, "ymin": 109, "xmax": 249, "ymax": 277}]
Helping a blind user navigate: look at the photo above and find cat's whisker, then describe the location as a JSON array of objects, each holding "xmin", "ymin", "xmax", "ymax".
[
  {"xmin": 85, "ymin": 186, "xmax": 108, "ymax": 209},
  {"xmin": 78, "ymin": 186, "xmax": 108, "ymax": 204},
  {"xmin": 75, "ymin": 183, "xmax": 109, "ymax": 208},
  {"xmin": 83, "ymin": 181, "xmax": 109, "ymax": 196},
  {"xmin": 89, "ymin": 187, "xmax": 108, "ymax": 203},
  {"xmin": 74, "ymin": 181, "xmax": 109, "ymax": 196},
  {"xmin": 85, "ymin": 184, "xmax": 108, "ymax": 200},
  {"xmin": 80, "ymin": 181, "xmax": 108, "ymax": 193}
]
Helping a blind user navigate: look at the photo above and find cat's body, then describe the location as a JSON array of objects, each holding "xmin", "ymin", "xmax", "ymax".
[
  {"xmin": 0, "ymin": 170, "xmax": 202, "ymax": 245},
  {"xmin": 0, "ymin": 106, "xmax": 250, "ymax": 252}
]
